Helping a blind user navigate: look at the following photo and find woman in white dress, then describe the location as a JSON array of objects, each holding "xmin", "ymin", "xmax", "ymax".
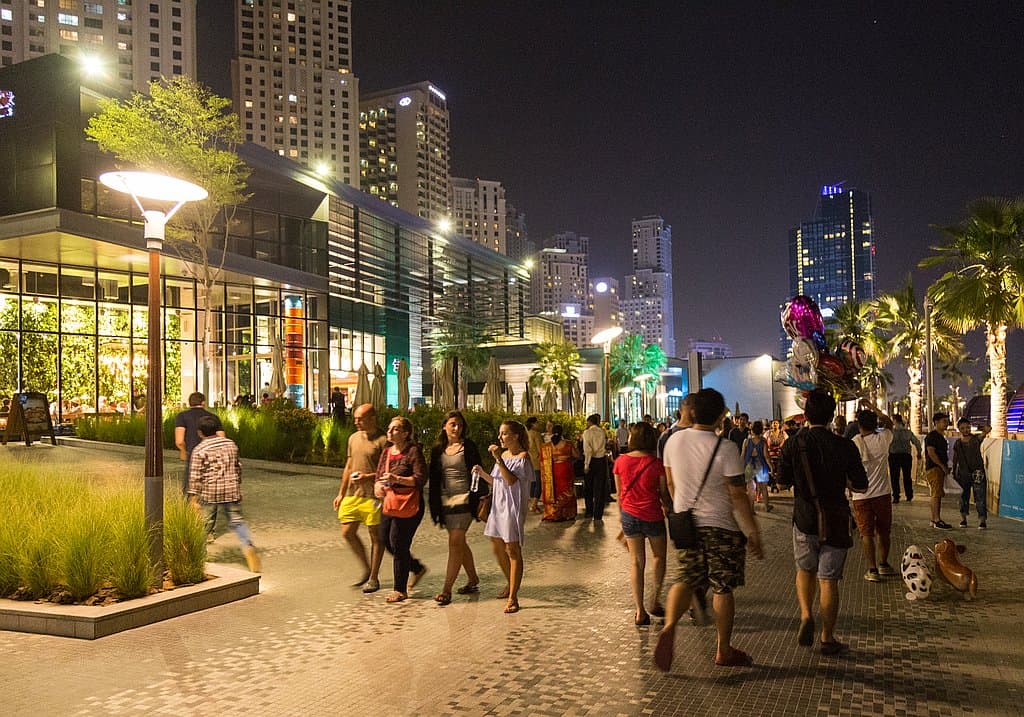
[{"xmin": 475, "ymin": 420, "xmax": 531, "ymax": 614}]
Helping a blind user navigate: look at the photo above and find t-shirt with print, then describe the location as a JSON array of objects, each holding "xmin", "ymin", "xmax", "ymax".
[
  {"xmin": 345, "ymin": 429, "xmax": 387, "ymax": 498},
  {"xmin": 851, "ymin": 429, "xmax": 894, "ymax": 500},
  {"xmin": 662, "ymin": 429, "xmax": 744, "ymax": 532}
]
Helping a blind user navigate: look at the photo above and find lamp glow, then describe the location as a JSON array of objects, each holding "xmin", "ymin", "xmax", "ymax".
[
  {"xmin": 100, "ymin": 171, "xmax": 208, "ymax": 203},
  {"xmin": 591, "ymin": 326, "xmax": 623, "ymax": 346}
]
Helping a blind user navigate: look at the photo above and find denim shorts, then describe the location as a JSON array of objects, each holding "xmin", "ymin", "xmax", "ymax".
[
  {"xmin": 792, "ymin": 524, "xmax": 848, "ymax": 580},
  {"xmin": 620, "ymin": 510, "xmax": 666, "ymax": 539}
]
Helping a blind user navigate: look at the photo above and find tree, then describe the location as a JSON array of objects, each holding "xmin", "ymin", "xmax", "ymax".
[
  {"xmin": 86, "ymin": 77, "xmax": 251, "ymax": 401},
  {"xmin": 921, "ymin": 197, "xmax": 1024, "ymax": 437},
  {"xmin": 607, "ymin": 334, "xmax": 667, "ymax": 418},
  {"xmin": 872, "ymin": 277, "xmax": 962, "ymax": 433},
  {"xmin": 530, "ymin": 341, "xmax": 582, "ymax": 414},
  {"xmin": 429, "ymin": 323, "xmax": 490, "ymax": 409},
  {"xmin": 937, "ymin": 348, "xmax": 976, "ymax": 425}
]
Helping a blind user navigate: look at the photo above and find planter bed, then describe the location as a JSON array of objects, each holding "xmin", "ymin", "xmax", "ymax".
[{"xmin": 0, "ymin": 563, "xmax": 259, "ymax": 639}]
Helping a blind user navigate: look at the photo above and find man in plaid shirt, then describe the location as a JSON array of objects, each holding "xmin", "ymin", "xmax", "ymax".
[{"xmin": 188, "ymin": 414, "xmax": 261, "ymax": 572}]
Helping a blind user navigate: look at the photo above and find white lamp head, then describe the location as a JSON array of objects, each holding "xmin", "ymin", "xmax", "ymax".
[
  {"xmin": 591, "ymin": 326, "xmax": 623, "ymax": 346},
  {"xmin": 99, "ymin": 171, "xmax": 208, "ymax": 203}
]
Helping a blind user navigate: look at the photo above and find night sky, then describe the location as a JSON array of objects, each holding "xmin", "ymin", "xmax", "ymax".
[{"xmin": 202, "ymin": 2, "xmax": 1024, "ymax": 389}]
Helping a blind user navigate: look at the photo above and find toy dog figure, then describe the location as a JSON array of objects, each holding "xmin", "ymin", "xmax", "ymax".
[
  {"xmin": 934, "ymin": 538, "xmax": 978, "ymax": 600},
  {"xmin": 902, "ymin": 559, "xmax": 932, "ymax": 601}
]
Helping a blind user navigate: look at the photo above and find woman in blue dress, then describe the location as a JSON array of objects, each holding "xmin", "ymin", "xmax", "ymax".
[{"xmin": 475, "ymin": 419, "xmax": 531, "ymax": 614}]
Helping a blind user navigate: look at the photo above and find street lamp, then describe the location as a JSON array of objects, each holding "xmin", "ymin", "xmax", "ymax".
[
  {"xmin": 634, "ymin": 373, "xmax": 655, "ymax": 419},
  {"xmin": 924, "ymin": 297, "xmax": 935, "ymax": 430},
  {"xmin": 591, "ymin": 326, "xmax": 623, "ymax": 423},
  {"xmin": 99, "ymin": 171, "xmax": 208, "ymax": 573}
]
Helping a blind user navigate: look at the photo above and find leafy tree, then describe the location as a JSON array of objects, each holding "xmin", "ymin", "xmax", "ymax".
[
  {"xmin": 530, "ymin": 341, "xmax": 582, "ymax": 414},
  {"xmin": 429, "ymin": 322, "xmax": 490, "ymax": 409},
  {"xmin": 921, "ymin": 197, "xmax": 1024, "ymax": 437},
  {"xmin": 872, "ymin": 277, "xmax": 963, "ymax": 433},
  {"xmin": 607, "ymin": 334, "xmax": 667, "ymax": 419},
  {"xmin": 86, "ymin": 77, "xmax": 250, "ymax": 402}
]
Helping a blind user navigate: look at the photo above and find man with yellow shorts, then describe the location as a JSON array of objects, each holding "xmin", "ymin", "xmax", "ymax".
[
  {"xmin": 333, "ymin": 404, "xmax": 388, "ymax": 591},
  {"xmin": 924, "ymin": 412, "xmax": 953, "ymax": 530}
]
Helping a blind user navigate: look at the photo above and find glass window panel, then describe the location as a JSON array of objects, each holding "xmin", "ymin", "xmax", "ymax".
[
  {"xmin": 60, "ymin": 334, "xmax": 96, "ymax": 413},
  {"xmin": 0, "ymin": 294, "xmax": 19, "ymax": 330},
  {"xmin": 59, "ymin": 266, "xmax": 96, "ymax": 300},
  {"xmin": 22, "ymin": 263, "xmax": 58, "ymax": 297},
  {"xmin": 97, "ymin": 338, "xmax": 133, "ymax": 409},
  {"xmin": 97, "ymin": 271, "xmax": 130, "ymax": 304},
  {"xmin": 61, "ymin": 299, "xmax": 96, "ymax": 334},
  {"xmin": 22, "ymin": 296, "xmax": 58, "ymax": 333},
  {"xmin": 225, "ymin": 284, "xmax": 252, "ymax": 315},
  {"xmin": 0, "ymin": 330, "xmax": 17, "ymax": 394},
  {"xmin": 254, "ymin": 287, "xmax": 278, "ymax": 316},
  {"xmin": 164, "ymin": 277, "xmax": 195, "ymax": 309},
  {"xmin": 22, "ymin": 331, "xmax": 58, "ymax": 396},
  {"xmin": 98, "ymin": 302, "xmax": 130, "ymax": 337},
  {"xmin": 165, "ymin": 337, "xmax": 182, "ymax": 405}
]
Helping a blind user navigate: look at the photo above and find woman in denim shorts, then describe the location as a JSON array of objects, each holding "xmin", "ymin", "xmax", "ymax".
[{"xmin": 613, "ymin": 422, "xmax": 672, "ymax": 625}]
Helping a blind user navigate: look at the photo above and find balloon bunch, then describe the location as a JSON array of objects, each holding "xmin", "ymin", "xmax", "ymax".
[{"xmin": 775, "ymin": 295, "xmax": 867, "ymax": 403}]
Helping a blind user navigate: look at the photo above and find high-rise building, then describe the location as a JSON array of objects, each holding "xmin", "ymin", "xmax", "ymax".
[
  {"xmin": 622, "ymin": 216, "xmax": 675, "ymax": 356},
  {"xmin": 505, "ymin": 203, "xmax": 531, "ymax": 261},
  {"xmin": 450, "ymin": 176, "xmax": 505, "ymax": 252},
  {"xmin": 0, "ymin": 1, "xmax": 196, "ymax": 93},
  {"xmin": 589, "ymin": 277, "xmax": 621, "ymax": 334},
  {"xmin": 359, "ymin": 82, "xmax": 450, "ymax": 221},
  {"xmin": 688, "ymin": 336, "xmax": 733, "ymax": 359},
  {"xmin": 784, "ymin": 184, "xmax": 875, "ymax": 354},
  {"xmin": 232, "ymin": 0, "xmax": 359, "ymax": 187},
  {"xmin": 532, "ymin": 232, "xmax": 591, "ymax": 346}
]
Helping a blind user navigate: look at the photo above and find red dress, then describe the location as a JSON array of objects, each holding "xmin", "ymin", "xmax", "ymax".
[{"xmin": 541, "ymin": 439, "xmax": 577, "ymax": 521}]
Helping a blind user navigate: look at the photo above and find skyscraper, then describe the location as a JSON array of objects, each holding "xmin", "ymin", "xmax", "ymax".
[
  {"xmin": 622, "ymin": 216, "xmax": 675, "ymax": 356},
  {"xmin": 0, "ymin": 1, "xmax": 196, "ymax": 93},
  {"xmin": 232, "ymin": 0, "xmax": 359, "ymax": 186},
  {"xmin": 533, "ymin": 232, "xmax": 591, "ymax": 347},
  {"xmin": 786, "ymin": 184, "xmax": 876, "ymax": 341},
  {"xmin": 359, "ymin": 82, "xmax": 450, "ymax": 221},
  {"xmin": 450, "ymin": 176, "xmax": 505, "ymax": 252}
]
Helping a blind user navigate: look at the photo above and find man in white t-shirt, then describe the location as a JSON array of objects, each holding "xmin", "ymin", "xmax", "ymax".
[
  {"xmin": 655, "ymin": 388, "xmax": 763, "ymax": 672},
  {"xmin": 850, "ymin": 403, "xmax": 895, "ymax": 583}
]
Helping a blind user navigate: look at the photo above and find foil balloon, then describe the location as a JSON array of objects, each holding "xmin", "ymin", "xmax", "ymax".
[
  {"xmin": 782, "ymin": 296, "xmax": 826, "ymax": 350},
  {"xmin": 934, "ymin": 539, "xmax": 978, "ymax": 599},
  {"xmin": 791, "ymin": 337, "xmax": 819, "ymax": 369},
  {"xmin": 816, "ymin": 354, "xmax": 847, "ymax": 381},
  {"xmin": 838, "ymin": 339, "xmax": 867, "ymax": 370},
  {"xmin": 789, "ymin": 359, "xmax": 818, "ymax": 391}
]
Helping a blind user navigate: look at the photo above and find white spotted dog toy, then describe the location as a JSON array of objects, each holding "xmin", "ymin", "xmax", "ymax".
[{"xmin": 901, "ymin": 545, "xmax": 932, "ymax": 601}]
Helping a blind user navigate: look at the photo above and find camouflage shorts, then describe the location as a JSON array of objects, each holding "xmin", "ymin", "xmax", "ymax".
[{"xmin": 675, "ymin": 525, "xmax": 747, "ymax": 594}]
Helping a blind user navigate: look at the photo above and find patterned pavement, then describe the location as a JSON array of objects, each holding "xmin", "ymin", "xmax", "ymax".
[{"xmin": 2, "ymin": 441, "xmax": 1023, "ymax": 716}]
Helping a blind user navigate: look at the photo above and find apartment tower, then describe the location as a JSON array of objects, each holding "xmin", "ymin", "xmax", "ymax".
[{"xmin": 622, "ymin": 215, "xmax": 676, "ymax": 356}]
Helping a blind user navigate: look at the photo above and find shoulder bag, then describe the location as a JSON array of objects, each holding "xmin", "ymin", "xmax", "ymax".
[
  {"xmin": 668, "ymin": 435, "xmax": 723, "ymax": 550},
  {"xmin": 382, "ymin": 452, "xmax": 421, "ymax": 518},
  {"xmin": 796, "ymin": 432, "xmax": 852, "ymax": 548}
]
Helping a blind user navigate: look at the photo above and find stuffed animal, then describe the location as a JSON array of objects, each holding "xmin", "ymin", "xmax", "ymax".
[
  {"xmin": 901, "ymin": 545, "xmax": 925, "ymax": 574},
  {"xmin": 934, "ymin": 538, "xmax": 978, "ymax": 599},
  {"xmin": 902, "ymin": 559, "xmax": 932, "ymax": 601}
]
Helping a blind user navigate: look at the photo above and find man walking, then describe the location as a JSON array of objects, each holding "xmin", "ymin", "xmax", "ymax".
[
  {"xmin": 333, "ymin": 404, "xmax": 388, "ymax": 591},
  {"xmin": 924, "ymin": 412, "xmax": 954, "ymax": 530},
  {"xmin": 582, "ymin": 413, "xmax": 610, "ymax": 522},
  {"xmin": 888, "ymin": 415, "xmax": 921, "ymax": 503},
  {"xmin": 851, "ymin": 405, "xmax": 896, "ymax": 582},
  {"xmin": 175, "ymin": 392, "xmax": 225, "ymax": 495},
  {"xmin": 329, "ymin": 387, "xmax": 347, "ymax": 422},
  {"xmin": 655, "ymin": 389, "xmax": 763, "ymax": 671},
  {"xmin": 777, "ymin": 390, "xmax": 867, "ymax": 656},
  {"xmin": 728, "ymin": 413, "xmax": 749, "ymax": 451},
  {"xmin": 952, "ymin": 419, "xmax": 988, "ymax": 529},
  {"xmin": 188, "ymin": 415, "xmax": 260, "ymax": 572}
]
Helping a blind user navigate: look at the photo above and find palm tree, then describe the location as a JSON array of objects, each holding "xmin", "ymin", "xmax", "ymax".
[
  {"xmin": 824, "ymin": 299, "xmax": 887, "ymax": 404},
  {"xmin": 430, "ymin": 323, "xmax": 490, "ymax": 409},
  {"xmin": 937, "ymin": 348, "xmax": 976, "ymax": 425},
  {"xmin": 608, "ymin": 335, "xmax": 667, "ymax": 418},
  {"xmin": 921, "ymin": 197, "xmax": 1024, "ymax": 437},
  {"xmin": 530, "ymin": 341, "xmax": 582, "ymax": 413},
  {"xmin": 872, "ymin": 277, "xmax": 963, "ymax": 434}
]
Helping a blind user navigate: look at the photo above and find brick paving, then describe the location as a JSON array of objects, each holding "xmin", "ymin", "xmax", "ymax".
[{"xmin": 2, "ymin": 441, "xmax": 1023, "ymax": 716}]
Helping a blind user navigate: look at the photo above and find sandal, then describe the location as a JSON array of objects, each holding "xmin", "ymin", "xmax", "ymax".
[
  {"xmin": 496, "ymin": 588, "xmax": 510, "ymax": 599},
  {"xmin": 504, "ymin": 599, "xmax": 520, "ymax": 614},
  {"xmin": 635, "ymin": 611, "xmax": 651, "ymax": 626},
  {"xmin": 456, "ymin": 582, "xmax": 479, "ymax": 595},
  {"xmin": 434, "ymin": 592, "xmax": 452, "ymax": 606},
  {"xmin": 385, "ymin": 591, "xmax": 407, "ymax": 603},
  {"xmin": 714, "ymin": 648, "xmax": 753, "ymax": 667}
]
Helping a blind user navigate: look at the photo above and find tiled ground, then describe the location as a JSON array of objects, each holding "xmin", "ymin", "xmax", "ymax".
[{"xmin": 3, "ymin": 441, "xmax": 1023, "ymax": 716}]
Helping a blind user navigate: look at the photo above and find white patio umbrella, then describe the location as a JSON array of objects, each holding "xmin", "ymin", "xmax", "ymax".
[
  {"xmin": 439, "ymin": 358, "xmax": 456, "ymax": 410},
  {"xmin": 432, "ymin": 366, "xmax": 441, "ymax": 406},
  {"xmin": 268, "ymin": 329, "xmax": 287, "ymax": 398},
  {"xmin": 397, "ymin": 358, "xmax": 410, "ymax": 411},
  {"xmin": 482, "ymin": 356, "xmax": 502, "ymax": 412},
  {"xmin": 506, "ymin": 383, "xmax": 515, "ymax": 413},
  {"xmin": 542, "ymin": 384, "xmax": 558, "ymax": 413},
  {"xmin": 522, "ymin": 382, "xmax": 534, "ymax": 413},
  {"xmin": 353, "ymin": 362, "xmax": 371, "ymax": 407},
  {"xmin": 371, "ymin": 362, "xmax": 387, "ymax": 413}
]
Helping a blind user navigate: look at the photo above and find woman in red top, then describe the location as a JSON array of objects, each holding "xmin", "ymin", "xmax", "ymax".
[{"xmin": 613, "ymin": 422, "xmax": 671, "ymax": 626}]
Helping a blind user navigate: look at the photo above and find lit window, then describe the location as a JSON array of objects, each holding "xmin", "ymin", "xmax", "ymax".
[
  {"xmin": 288, "ymin": 93, "xmax": 297, "ymax": 102},
  {"xmin": 1, "ymin": 9, "xmax": 11, "ymax": 21},
  {"xmin": 58, "ymin": 13, "xmax": 80, "ymax": 26}
]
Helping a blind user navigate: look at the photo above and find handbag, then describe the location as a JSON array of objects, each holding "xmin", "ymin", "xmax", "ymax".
[
  {"xmin": 469, "ymin": 465, "xmax": 491, "ymax": 522},
  {"xmin": 381, "ymin": 452, "xmax": 421, "ymax": 518},
  {"xmin": 475, "ymin": 493, "xmax": 492, "ymax": 522},
  {"xmin": 668, "ymin": 434, "xmax": 723, "ymax": 550}
]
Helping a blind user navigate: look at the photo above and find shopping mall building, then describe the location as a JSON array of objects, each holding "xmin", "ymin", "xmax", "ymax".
[{"xmin": 0, "ymin": 55, "xmax": 534, "ymax": 417}]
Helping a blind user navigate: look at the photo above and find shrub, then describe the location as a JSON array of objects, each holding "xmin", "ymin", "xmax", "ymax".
[
  {"xmin": 164, "ymin": 498, "xmax": 207, "ymax": 585},
  {"xmin": 18, "ymin": 521, "xmax": 61, "ymax": 599},
  {"xmin": 106, "ymin": 493, "xmax": 156, "ymax": 599},
  {"xmin": 60, "ymin": 498, "xmax": 111, "ymax": 601}
]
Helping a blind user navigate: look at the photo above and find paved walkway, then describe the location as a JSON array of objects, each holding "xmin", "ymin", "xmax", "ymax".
[{"xmin": 3, "ymin": 441, "xmax": 1023, "ymax": 716}]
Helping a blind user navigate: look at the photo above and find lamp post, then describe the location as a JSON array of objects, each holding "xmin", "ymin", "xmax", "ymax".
[
  {"xmin": 634, "ymin": 373, "xmax": 654, "ymax": 420},
  {"xmin": 99, "ymin": 171, "xmax": 208, "ymax": 573},
  {"xmin": 924, "ymin": 297, "xmax": 935, "ymax": 431},
  {"xmin": 591, "ymin": 326, "xmax": 622, "ymax": 423}
]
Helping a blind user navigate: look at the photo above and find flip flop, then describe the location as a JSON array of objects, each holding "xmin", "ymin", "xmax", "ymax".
[
  {"xmin": 504, "ymin": 599, "xmax": 520, "ymax": 614},
  {"xmin": 798, "ymin": 619, "xmax": 815, "ymax": 647},
  {"xmin": 409, "ymin": 566, "xmax": 428, "ymax": 589},
  {"xmin": 456, "ymin": 583, "xmax": 479, "ymax": 595},
  {"xmin": 715, "ymin": 648, "xmax": 753, "ymax": 667},
  {"xmin": 434, "ymin": 592, "xmax": 452, "ymax": 606},
  {"xmin": 653, "ymin": 628, "xmax": 675, "ymax": 672},
  {"xmin": 385, "ymin": 592, "xmax": 407, "ymax": 603}
]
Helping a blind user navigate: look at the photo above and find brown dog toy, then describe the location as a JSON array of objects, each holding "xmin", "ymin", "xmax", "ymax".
[{"xmin": 934, "ymin": 538, "xmax": 978, "ymax": 599}]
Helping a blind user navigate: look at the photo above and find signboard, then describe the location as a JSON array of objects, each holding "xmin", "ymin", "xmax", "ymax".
[
  {"xmin": 998, "ymin": 440, "xmax": 1024, "ymax": 522},
  {"xmin": 1, "ymin": 392, "xmax": 56, "ymax": 446}
]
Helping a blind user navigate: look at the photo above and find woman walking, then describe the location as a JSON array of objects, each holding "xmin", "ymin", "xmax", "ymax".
[
  {"xmin": 539, "ymin": 424, "xmax": 578, "ymax": 521},
  {"xmin": 765, "ymin": 419, "xmax": 787, "ymax": 492},
  {"xmin": 742, "ymin": 420, "xmax": 772, "ymax": 512},
  {"xmin": 476, "ymin": 420, "xmax": 532, "ymax": 613},
  {"xmin": 428, "ymin": 411, "xmax": 484, "ymax": 605},
  {"xmin": 375, "ymin": 416, "xmax": 428, "ymax": 603},
  {"xmin": 613, "ymin": 422, "xmax": 671, "ymax": 625}
]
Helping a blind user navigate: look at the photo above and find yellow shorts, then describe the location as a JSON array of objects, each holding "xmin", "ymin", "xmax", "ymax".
[
  {"xmin": 924, "ymin": 467, "xmax": 945, "ymax": 498},
  {"xmin": 338, "ymin": 495, "xmax": 382, "ymax": 526}
]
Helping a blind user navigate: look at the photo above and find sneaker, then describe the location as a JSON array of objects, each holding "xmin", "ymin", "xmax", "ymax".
[
  {"xmin": 362, "ymin": 578, "xmax": 380, "ymax": 593},
  {"xmin": 242, "ymin": 545, "xmax": 262, "ymax": 573},
  {"xmin": 931, "ymin": 520, "xmax": 953, "ymax": 530},
  {"xmin": 820, "ymin": 640, "xmax": 848, "ymax": 656},
  {"xmin": 864, "ymin": 569, "xmax": 881, "ymax": 583},
  {"xmin": 979, "ymin": 521, "xmax": 987, "ymax": 530},
  {"xmin": 892, "ymin": 496, "xmax": 900, "ymax": 504},
  {"xmin": 959, "ymin": 519, "xmax": 968, "ymax": 528},
  {"xmin": 877, "ymin": 563, "xmax": 896, "ymax": 576}
]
